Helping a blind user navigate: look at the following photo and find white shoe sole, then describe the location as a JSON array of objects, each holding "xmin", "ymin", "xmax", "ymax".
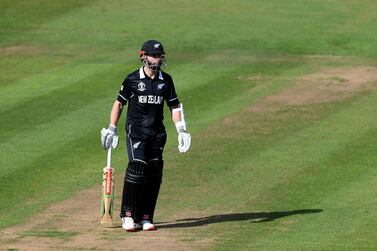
[
  {"xmin": 123, "ymin": 223, "xmax": 142, "ymax": 232},
  {"xmin": 142, "ymin": 223, "xmax": 156, "ymax": 231}
]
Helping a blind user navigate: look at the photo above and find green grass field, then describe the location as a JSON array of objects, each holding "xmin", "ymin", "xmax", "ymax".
[{"xmin": 1, "ymin": 1, "xmax": 377, "ymax": 250}]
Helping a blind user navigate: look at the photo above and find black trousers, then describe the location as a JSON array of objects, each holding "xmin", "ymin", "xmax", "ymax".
[{"xmin": 125, "ymin": 124, "xmax": 167, "ymax": 162}]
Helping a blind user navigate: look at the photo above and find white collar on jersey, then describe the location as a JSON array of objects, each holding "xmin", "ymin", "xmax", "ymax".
[{"xmin": 139, "ymin": 67, "xmax": 164, "ymax": 80}]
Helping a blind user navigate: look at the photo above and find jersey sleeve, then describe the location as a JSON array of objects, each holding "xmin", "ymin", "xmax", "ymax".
[
  {"xmin": 165, "ymin": 76, "xmax": 180, "ymax": 107},
  {"xmin": 117, "ymin": 77, "xmax": 131, "ymax": 105}
]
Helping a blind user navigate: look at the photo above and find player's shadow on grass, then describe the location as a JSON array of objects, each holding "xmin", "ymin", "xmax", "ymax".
[{"xmin": 157, "ymin": 209, "xmax": 323, "ymax": 229}]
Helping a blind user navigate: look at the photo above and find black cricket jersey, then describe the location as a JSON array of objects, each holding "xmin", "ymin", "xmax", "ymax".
[{"xmin": 117, "ymin": 67, "xmax": 180, "ymax": 129}]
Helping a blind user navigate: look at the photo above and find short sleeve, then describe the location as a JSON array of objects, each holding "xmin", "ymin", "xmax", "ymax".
[
  {"xmin": 165, "ymin": 79, "xmax": 180, "ymax": 107},
  {"xmin": 117, "ymin": 78, "xmax": 131, "ymax": 105}
]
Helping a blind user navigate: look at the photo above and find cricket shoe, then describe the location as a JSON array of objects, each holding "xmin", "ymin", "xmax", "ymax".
[
  {"xmin": 121, "ymin": 217, "xmax": 141, "ymax": 231},
  {"xmin": 140, "ymin": 220, "xmax": 156, "ymax": 231}
]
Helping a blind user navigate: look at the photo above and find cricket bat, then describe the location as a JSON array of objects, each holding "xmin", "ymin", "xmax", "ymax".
[{"xmin": 100, "ymin": 147, "xmax": 115, "ymax": 226}]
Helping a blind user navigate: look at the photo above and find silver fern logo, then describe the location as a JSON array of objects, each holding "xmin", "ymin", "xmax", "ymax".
[{"xmin": 133, "ymin": 141, "xmax": 141, "ymax": 149}]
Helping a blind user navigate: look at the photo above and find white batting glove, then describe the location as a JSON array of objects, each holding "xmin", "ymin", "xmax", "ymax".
[
  {"xmin": 176, "ymin": 121, "xmax": 191, "ymax": 153},
  {"xmin": 178, "ymin": 132, "xmax": 191, "ymax": 153},
  {"xmin": 101, "ymin": 125, "xmax": 118, "ymax": 150}
]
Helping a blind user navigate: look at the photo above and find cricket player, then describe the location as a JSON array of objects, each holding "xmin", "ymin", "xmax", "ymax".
[{"xmin": 101, "ymin": 39, "xmax": 191, "ymax": 231}]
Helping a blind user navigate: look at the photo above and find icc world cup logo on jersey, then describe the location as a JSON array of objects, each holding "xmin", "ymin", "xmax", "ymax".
[{"xmin": 138, "ymin": 82, "xmax": 146, "ymax": 91}]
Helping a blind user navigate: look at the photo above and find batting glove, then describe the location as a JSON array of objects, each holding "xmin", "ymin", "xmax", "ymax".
[
  {"xmin": 178, "ymin": 132, "xmax": 191, "ymax": 153},
  {"xmin": 101, "ymin": 125, "xmax": 118, "ymax": 150},
  {"xmin": 176, "ymin": 121, "xmax": 191, "ymax": 153}
]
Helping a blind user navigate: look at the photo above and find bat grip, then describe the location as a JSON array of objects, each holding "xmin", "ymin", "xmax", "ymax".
[{"xmin": 106, "ymin": 147, "xmax": 112, "ymax": 168}]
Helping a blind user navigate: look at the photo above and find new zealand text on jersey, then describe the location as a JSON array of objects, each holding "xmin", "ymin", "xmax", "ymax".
[{"xmin": 138, "ymin": 95, "xmax": 164, "ymax": 104}]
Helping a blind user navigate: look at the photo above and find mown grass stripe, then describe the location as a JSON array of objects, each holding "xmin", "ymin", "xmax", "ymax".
[
  {"xmin": 0, "ymin": 63, "xmax": 115, "ymax": 112},
  {"xmin": 0, "ymin": 94, "xmax": 110, "ymax": 177}
]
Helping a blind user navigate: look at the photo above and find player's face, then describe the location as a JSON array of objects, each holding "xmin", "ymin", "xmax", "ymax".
[
  {"xmin": 146, "ymin": 54, "xmax": 164, "ymax": 63},
  {"xmin": 143, "ymin": 54, "xmax": 166, "ymax": 71}
]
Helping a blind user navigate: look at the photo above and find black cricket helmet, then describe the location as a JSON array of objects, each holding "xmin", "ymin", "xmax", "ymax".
[
  {"xmin": 140, "ymin": 39, "xmax": 165, "ymax": 56},
  {"xmin": 140, "ymin": 39, "xmax": 166, "ymax": 71}
]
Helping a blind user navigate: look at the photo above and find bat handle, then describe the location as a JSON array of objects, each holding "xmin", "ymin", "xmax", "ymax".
[{"xmin": 106, "ymin": 147, "xmax": 112, "ymax": 168}]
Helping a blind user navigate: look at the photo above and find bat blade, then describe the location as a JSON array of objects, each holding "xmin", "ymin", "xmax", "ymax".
[{"xmin": 100, "ymin": 166, "xmax": 115, "ymax": 226}]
